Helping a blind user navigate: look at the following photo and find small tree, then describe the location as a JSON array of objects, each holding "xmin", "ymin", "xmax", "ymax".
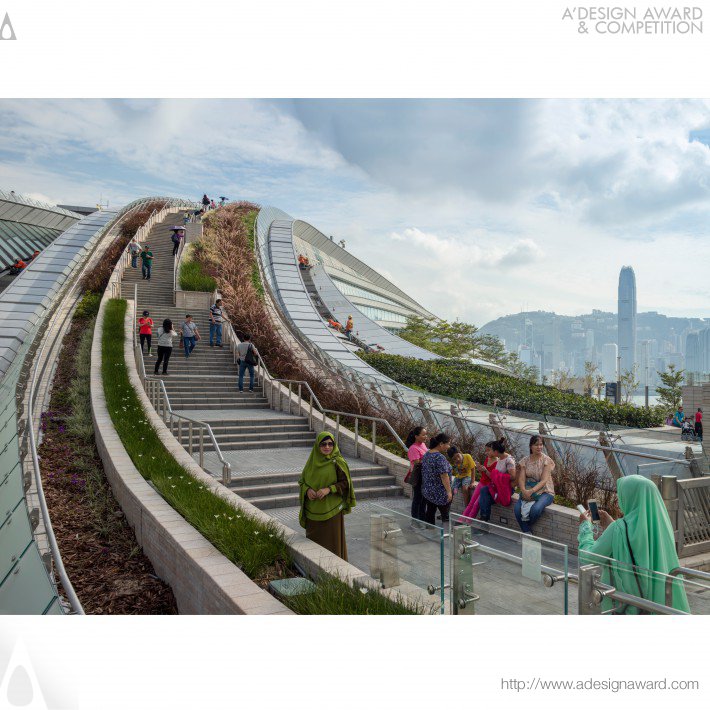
[
  {"xmin": 619, "ymin": 365, "xmax": 640, "ymax": 404},
  {"xmin": 583, "ymin": 361, "xmax": 599, "ymax": 397},
  {"xmin": 551, "ymin": 367, "xmax": 574, "ymax": 391},
  {"xmin": 656, "ymin": 364, "xmax": 684, "ymax": 414}
]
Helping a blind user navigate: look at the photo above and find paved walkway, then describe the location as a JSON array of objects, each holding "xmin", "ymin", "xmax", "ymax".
[
  {"xmin": 197, "ymin": 448, "xmax": 381, "ymax": 479},
  {"xmin": 269, "ymin": 496, "xmax": 578, "ymax": 614}
]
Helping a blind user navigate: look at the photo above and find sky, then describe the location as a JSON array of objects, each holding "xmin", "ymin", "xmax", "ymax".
[{"xmin": 1, "ymin": 98, "xmax": 709, "ymax": 326}]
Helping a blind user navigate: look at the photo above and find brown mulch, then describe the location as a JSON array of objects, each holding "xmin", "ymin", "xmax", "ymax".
[{"xmin": 38, "ymin": 316, "xmax": 177, "ymax": 615}]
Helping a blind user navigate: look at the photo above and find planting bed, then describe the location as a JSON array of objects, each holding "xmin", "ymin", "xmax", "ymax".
[{"xmin": 38, "ymin": 304, "xmax": 177, "ymax": 614}]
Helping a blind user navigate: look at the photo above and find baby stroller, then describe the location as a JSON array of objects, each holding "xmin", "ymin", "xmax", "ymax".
[{"xmin": 681, "ymin": 419, "xmax": 698, "ymax": 442}]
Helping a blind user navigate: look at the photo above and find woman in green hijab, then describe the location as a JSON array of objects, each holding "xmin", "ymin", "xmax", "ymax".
[
  {"xmin": 299, "ymin": 432, "xmax": 356, "ymax": 560},
  {"xmin": 578, "ymin": 475, "xmax": 689, "ymax": 613}
]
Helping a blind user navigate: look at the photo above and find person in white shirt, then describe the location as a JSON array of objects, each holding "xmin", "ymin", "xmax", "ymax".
[{"xmin": 154, "ymin": 319, "xmax": 178, "ymax": 376}]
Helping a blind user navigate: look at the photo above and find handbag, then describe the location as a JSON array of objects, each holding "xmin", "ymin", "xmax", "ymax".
[
  {"xmin": 407, "ymin": 459, "xmax": 422, "ymax": 487},
  {"xmin": 525, "ymin": 479, "xmax": 542, "ymax": 501}
]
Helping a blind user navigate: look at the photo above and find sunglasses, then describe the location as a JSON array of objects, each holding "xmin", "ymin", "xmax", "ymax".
[{"xmin": 319, "ymin": 440, "xmax": 334, "ymax": 448}]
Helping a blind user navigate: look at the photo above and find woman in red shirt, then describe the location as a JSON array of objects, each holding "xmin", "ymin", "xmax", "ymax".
[
  {"xmin": 462, "ymin": 441, "xmax": 499, "ymax": 519},
  {"xmin": 138, "ymin": 310, "xmax": 153, "ymax": 355},
  {"xmin": 695, "ymin": 408, "xmax": 703, "ymax": 441}
]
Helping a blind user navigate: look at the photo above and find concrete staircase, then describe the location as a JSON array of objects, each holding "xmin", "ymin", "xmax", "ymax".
[{"xmin": 120, "ymin": 213, "xmax": 402, "ymax": 509}]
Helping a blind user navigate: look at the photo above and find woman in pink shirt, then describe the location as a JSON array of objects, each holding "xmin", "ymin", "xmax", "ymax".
[
  {"xmin": 405, "ymin": 426, "xmax": 428, "ymax": 522},
  {"xmin": 695, "ymin": 408, "xmax": 703, "ymax": 441}
]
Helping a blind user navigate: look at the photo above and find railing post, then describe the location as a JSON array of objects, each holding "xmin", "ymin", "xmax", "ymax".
[
  {"xmin": 222, "ymin": 463, "xmax": 231, "ymax": 486},
  {"xmin": 178, "ymin": 419, "xmax": 183, "ymax": 444},
  {"xmin": 199, "ymin": 429, "xmax": 204, "ymax": 468},
  {"xmin": 309, "ymin": 392, "xmax": 313, "ymax": 427},
  {"xmin": 354, "ymin": 417, "xmax": 359, "ymax": 456},
  {"xmin": 372, "ymin": 421, "xmax": 377, "ymax": 463},
  {"xmin": 297, "ymin": 383, "xmax": 302, "ymax": 415},
  {"xmin": 336, "ymin": 414, "xmax": 340, "ymax": 447},
  {"xmin": 661, "ymin": 475, "xmax": 680, "ymax": 552},
  {"xmin": 188, "ymin": 421, "xmax": 194, "ymax": 455},
  {"xmin": 578, "ymin": 565, "xmax": 603, "ymax": 615}
]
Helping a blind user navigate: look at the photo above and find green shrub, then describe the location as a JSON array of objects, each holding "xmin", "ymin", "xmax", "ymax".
[
  {"xmin": 179, "ymin": 244, "xmax": 217, "ymax": 292},
  {"xmin": 74, "ymin": 291, "xmax": 102, "ymax": 319},
  {"xmin": 361, "ymin": 353, "xmax": 665, "ymax": 429}
]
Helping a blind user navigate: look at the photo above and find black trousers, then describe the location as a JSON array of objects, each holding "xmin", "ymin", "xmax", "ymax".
[
  {"xmin": 411, "ymin": 483, "xmax": 426, "ymax": 520},
  {"xmin": 154, "ymin": 346, "xmax": 172, "ymax": 374},
  {"xmin": 172, "ymin": 241, "xmax": 179, "ymax": 256},
  {"xmin": 140, "ymin": 333, "xmax": 152, "ymax": 352},
  {"xmin": 695, "ymin": 422, "xmax": 703, "ymax": 440},
  {"xmin": 423, "ymin": 499, "xmax": 450, "ymax": 526}
]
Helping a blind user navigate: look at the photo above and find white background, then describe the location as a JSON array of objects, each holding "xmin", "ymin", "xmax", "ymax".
[
  {"xmin": 1, "ymin": 1, "xmax": 709, "ymax": 708},
  {"xmin": 1, "ymin": 1, "xmax": 710, "ymax": 97}
]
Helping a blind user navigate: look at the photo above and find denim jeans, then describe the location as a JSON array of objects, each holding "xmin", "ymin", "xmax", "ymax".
[
  {"xmin": 210, "ymin": 322, "xmax": 222, "ymax": 345},
  {"xmin": 142, "ymin": 261, "xmax": 152, "ymax": 279},
  {"xmin": 183, "ymin": 336, "xmax": 196, "ymax": 357},
  {"xmin": 239, "ymin": 361, "xmax": 255, "ymax": 391},
  {"xmin": 514, "ymin": 492, "xmax": 554, "ymax": 533},
  {"xmin": 131, "ymin": 254, "xmax": 138, "ymax": 268},
  {"xmin": 478, "ymin": 485, "xmax": 494, "ymax": 521}
]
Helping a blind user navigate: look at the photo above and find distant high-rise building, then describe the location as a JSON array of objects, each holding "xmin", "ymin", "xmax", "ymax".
[
  {"xmin": 618, "ymin": 266, "xmax": 637, "ymax": 375},
  {"xmin": 543, "ymin": 317, "xmax": 561, "ymax": 374},
  {"xmin": 602, "ymin": 342, "xmax": 618, "ymax": 382},
  {"xmin": 686, "ymin": 332, "xmax": 701, "ymax": 374}
]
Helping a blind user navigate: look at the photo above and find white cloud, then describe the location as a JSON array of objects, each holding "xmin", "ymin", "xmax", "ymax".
[{"xmin": 2, "ymin": 98, "xmax": 710, "ymax": 327}]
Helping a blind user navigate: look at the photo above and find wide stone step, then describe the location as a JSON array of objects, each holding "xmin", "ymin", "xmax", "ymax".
[
  {"xmin": 180, "ymin": 429, "xmax": 315, "ymax": 451},
  {"xmin": 176, "ymin": 416, "xmax": 309, "ymax": 428},
  {"xmin": 232, "ymin": 474, "xmax": 396, "ymax": 498},
  {"xmin": 176, "ymin": 422, "xmax": 308, "ymax": 435},
  {"xmin": 170, "ymin": 401, "xmax": 268, "ymax": 410},
  {"xmin": 216, "ymin": 438, "xmax": 316, "ymax": 451},
  {"xmin": 248, "ymin": 485, "xmax": 403, "ymax": 510},
  {"xmin": 167, "ymin": 398, "xmax": 270, "ymax": 408},
  {"xmin": 162, "ymin": 385, "xmax": 263, "ymax": 395},
  {"xmin": 230, "ymin": 465, "xmax": 391, "ymax": 487}
]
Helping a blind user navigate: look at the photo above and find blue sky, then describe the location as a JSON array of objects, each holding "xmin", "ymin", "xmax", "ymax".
[{"xmin": 1, "ymin": 98, "xmax": 709, "ymax": 325}]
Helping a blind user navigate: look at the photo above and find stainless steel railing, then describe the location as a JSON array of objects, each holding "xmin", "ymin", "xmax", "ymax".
[
  {"xmin": 221, "ymin": 318, "xmax": 407, "ymax": 461},
  {"xmin": 132, "ymin": 337, "xmax": 232, "ymax": 485},
  {"xmin": 665, "ymin": 566, "xmax": 710, "ymax": 606}
]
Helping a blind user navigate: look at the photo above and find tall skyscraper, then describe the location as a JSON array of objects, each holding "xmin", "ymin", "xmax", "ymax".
[{"xmin": 617, "ymin": 266, "xmax": 637, "ymax": 375}]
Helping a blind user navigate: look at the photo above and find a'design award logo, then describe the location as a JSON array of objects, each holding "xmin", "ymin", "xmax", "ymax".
[{"xmin": 0, "ymin": 12, "xmax": 17, "ymax": 40}]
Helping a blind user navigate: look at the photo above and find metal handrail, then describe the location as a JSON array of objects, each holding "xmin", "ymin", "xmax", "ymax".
[
  {"xmin": 133, "ymin": 337, "xmax": 232, "ymax": 485},
  {"xmin": 665, "ymin": 566, "xmax": 710, "ymax": 606},
  {"xmin": 452, "ymin": 523, "xmax": 689, "ymax": 614},
  {"xmin": 377, "ymin": 387, "xmax": 692, "ymax": 467},
  {"xmin": 220, "ymin": 318, "xmax": 406, "ymax": 459},
  {"xmin": 173, "ymin": 214, "xmax": 191, "ymax": 297},
  {"xmin": 264, "ymin": 375, "xmax": 407, "ymax": 456}
]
